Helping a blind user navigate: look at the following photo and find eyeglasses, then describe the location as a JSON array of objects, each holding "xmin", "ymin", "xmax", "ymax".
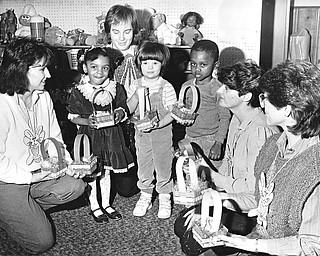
[{"xmin": 258, "ymin": 93, "xmax": 268, "ymax": 108}]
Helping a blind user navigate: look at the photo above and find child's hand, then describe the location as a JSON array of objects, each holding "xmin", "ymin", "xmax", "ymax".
[
  {"xmin": 114, "ymin": 109, "xmax": 125, "ymax": 124},
  {"xmin": 88, "ymin": 116, "xmax": 98, "ymax": 129},
  {"xmin": 209, "ymin": 141, "xmax": 223, "ymax": 160}
]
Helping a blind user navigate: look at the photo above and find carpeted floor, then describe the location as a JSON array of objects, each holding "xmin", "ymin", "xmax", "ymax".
[{"xmin": 0, "ymin": 192, "xmax": 187, "ymax": 256}]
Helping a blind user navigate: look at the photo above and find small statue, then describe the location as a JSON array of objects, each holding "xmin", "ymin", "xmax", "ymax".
[{"xmin": 178, "ymin": 12, "xmax": 204, "ymax": 47}]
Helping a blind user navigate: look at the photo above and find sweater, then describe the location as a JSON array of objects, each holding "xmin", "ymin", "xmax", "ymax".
[{"xmin": 254, "ymin": 133, "xmax": 320, "ymax": 238}]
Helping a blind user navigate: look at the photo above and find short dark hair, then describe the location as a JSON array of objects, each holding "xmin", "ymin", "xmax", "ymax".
[
  {"xmin": 82, "ymin": 47, "xmax": 122, "ymax": 78},
  {"xmin": 217, "ymin": 59, "xmax": 262, "ymax": 107},
  {"xmin": 135, "ymin": 41, "xmax": 170, "ymax": 76},
  {"xmin": 191, "ymin": 40, "xmax": 219, "ymax": 63},
  {"xmin": 259, "ymin": 60, "xmax": 320, "ymax": 138},
  {"xmin": 104, "ymin": 4, "xmax": 139, "ymax": 35},
  {"xmin": 0, "ymin": 37, "xmax": 53, "ymax": 95}
]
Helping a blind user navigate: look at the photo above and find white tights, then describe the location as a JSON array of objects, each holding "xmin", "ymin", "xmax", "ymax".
[{"xmin": 88, "ymin": 169, "xmax": 110, "ymax": 211}]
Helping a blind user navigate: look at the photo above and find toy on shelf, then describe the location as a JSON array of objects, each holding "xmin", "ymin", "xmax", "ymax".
[
  {"xmin": 132, "ymin": 86, "xmax": 159, "ymax": 131},
  {"xmin": 45, "ymin": 26, "xmax": 66, "ymax": 46},
  {"xmin": 171, "ymin": 84, "xmax": 199, "ymax": 125},
  {"xmin": 40, "ymin": 137, "xmax": 68, "ymax": 179},
  {"xmin": 70, "ymin": 134, "xmax": 98, "ymax": 176},
  {"xmin": 149, "ymin": 13, "xmax": 179, "ymax": 45},
  {"xmin": 178, "ymin": 11, "xmax": 204, "ymax": 46},
  {"xmin": 173, "ymin": 139, "xmax": 209, "ymax": 207},
  {"xmin": 89, "ymin": 89, "xmax": 115, "ymax": 129},
  {"xmin": 192, "ymin": 189, "xmax": 228, "ymax": 248},
  {"xmin": 14, "ymin": 4, "xmax": 51, "ymax": 40},
  {"xmin": 0, "ymin": 9, "xmax": 17, "ymax": 43}
]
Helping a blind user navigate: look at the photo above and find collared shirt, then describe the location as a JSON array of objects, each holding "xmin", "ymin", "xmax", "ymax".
[{"xmin": 212, "ymin": 108, "xmax": 279, "ymax": 212}]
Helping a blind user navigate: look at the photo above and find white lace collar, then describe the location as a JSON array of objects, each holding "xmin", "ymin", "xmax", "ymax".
[{"xmin": 76, "ymin": 75, "xmax": 116, "ymax": 106}]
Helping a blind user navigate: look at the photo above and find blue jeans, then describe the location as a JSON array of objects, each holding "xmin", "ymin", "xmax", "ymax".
[{"xmin": 0, "ymin": 175, "xmax": 86, "ymax": 254}]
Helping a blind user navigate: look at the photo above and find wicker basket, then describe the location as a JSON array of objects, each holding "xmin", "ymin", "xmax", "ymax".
[
  {"xmin": 70, "ymin": 134, "xmax": 98, "ymax": 176},
  {"xmin": 171, "ymin": 84, "xmax": 199, "ymax": 124},
  {"xmin": 192, "ymin": 190, "xmax": 228, "ymax": 248},
  {"xmin": 134, "ymin": 86, "xmax": 159, "ymax": 131},
  {"xmin": 40, "ymin": 138, "xmax": 68, "ymax": 179},
  {"xmin": 89, "ymin": 89, "xmax": 115, "ymax": 129},
  {"xmin": 173, "ymin": 139, "xmax": 209, "ymax": 207}
]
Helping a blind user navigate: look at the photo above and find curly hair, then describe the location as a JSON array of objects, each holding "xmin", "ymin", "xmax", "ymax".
[
  {"xmin": 0, "ymin": 37, "xmax": 53, "ymax": 96},
  {"xmin": 217, "ymin": 59, "xmax": 262, "ymax": 107},
  {"xmin": 181, "ymin": 12, "xmax": 204, "ymax": 29},
  {"xmin": 104, "ymin": 4, "xmax": 139, "ymax": 36},
  {"xmin": 259, "ymin": 60, "xmax": 320, "ymax": 138},
  {"xmin": 135, "ymin": 41, "xmax": 170, "ymax": 76}
]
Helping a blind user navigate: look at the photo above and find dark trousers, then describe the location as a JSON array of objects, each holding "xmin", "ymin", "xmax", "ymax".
[{"xmin": 174, "ymin": 205, "xmax": 257, "ymax": 256}]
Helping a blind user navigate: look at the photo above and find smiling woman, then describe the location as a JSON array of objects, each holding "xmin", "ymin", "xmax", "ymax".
[{"xmin": 0, "ymin": 37, "xmax": 86, "ymax": 254}]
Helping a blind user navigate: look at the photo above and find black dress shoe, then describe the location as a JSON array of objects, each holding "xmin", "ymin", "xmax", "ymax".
[
  {"xmin": 90, "ymin": 209, "xmax": 109, "ymax": 223},
  {"xmin": 103, "ymin": 206, "xmax": 122, "ymax": 220}
]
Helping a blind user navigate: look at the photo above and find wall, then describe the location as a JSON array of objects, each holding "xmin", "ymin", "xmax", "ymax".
[{"xmin": 0, "ymin": 0, "xmax": 262, "ymax": 64}]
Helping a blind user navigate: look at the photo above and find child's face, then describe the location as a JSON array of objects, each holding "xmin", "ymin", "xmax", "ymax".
[
  {"xmin": 83, "ymin": 55, "xmax": 110, "ymax": 86},
  {"xmin": 140, "ymin": 59, "xmax": 162, "ymax": 81},
  {"xmin": 190, "ymin": 50, "xmax": 216, "ymax": 85},
  {"xmin": 110, "ymin": 21, "xmax": 134, "ymax": 52},
  {"xmin": 186, "ymin": 15, "xmax": 197, "ymax": 28}
]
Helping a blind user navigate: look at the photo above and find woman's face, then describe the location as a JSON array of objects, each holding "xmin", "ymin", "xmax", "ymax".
[
  {"xmin": 259, "ymin": 93, "xmax": 287, "ymax": 127},
  {"xmin": 217, "ymin": 84, "xmax": 243, "ymax": 110},
  {"xmin": 27, "ymin": 58, "xmax": 51, "ymax": 92},
  {"xmin": 110, "ymin": 21, "xmax": 134, "ymax": 52}
]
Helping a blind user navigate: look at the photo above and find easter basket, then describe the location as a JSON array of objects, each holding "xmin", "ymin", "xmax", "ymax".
[
  {"xmin": 133, "ymin": 86, "xmax": 159, "ymax": 131},
  {"xmin": 171, "ymin": 84, "xmax": 199, "ymax": 124},
  {"xmin": 40, "ymin": 138, "xmax": 68, "ymax": 179},
  {"xmin": 192, "ymin": 190, "xmax": 228, "ymax": 248},
  {"xmin": 70, "ymin": 134, "xmax": 98, "ymax": 176},
  {"xmin": 89, "ymin": 89, "xmax": 115, "ymax": 129},
  {"xmin": 173, "ymin": 139, "xmax": 209, "ymax": 207}
]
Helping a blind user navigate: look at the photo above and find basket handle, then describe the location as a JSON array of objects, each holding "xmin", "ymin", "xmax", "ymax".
[
  {"xmin": 40, "ymin": 138, "xmax": 64, "ymax": 168},
  {"xmin": 178, "ymin": 84, "xmax": 199, "ymax": 114},
  {"xmin": 200, "ymin": 189, "xmax": 222, "ymax": 232},
  {"xmin": 176, "ymin": 155, "xmax": 199, "ymax": 192},
  {"xmin": 91, "ymin": 89, "xmax": 114, "ymax": 115},
  {"xmin": 137, "ymin": 86, "xmax": 151, "ymax": 120},
  {"xmin": 178, "ymin": 138, "xmax": 197, "ymax": 161},
  {"xmin": 73, "ymin": 134, "xmax": 91, "ymax": 163}
]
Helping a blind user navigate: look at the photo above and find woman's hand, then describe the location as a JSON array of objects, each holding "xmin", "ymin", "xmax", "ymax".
[
  {"xmin": 66, "ymin": 165, "xmax": 86, "ymax": 179},
  {"xmin": 31, "ymin": 170, "xmax": 51, "ymax": 183},
  {"xmin": 183, "ymin": 207, "xmax": 201, "ymax": 230},
  {"xmin": 217, "ymin": 234, "xmax": 257, "ymax": 253},
  {"xmin": 209, "ymin": 141, "xmax": 222, "ymax": 160}
]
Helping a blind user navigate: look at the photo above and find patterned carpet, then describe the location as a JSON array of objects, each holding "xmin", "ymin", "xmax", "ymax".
[{"xmin": 0, "ymin": 193, "xmax": 186, "ymax": 256}]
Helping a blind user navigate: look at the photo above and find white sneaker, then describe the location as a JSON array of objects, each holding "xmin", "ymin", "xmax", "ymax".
[
  {"xmin": 133, "ymin": 192, "xmax": 152, "ymax": 217},
  {"xmin": 158, "ymin": 194, "xmax": 172, "ymax": 219}
]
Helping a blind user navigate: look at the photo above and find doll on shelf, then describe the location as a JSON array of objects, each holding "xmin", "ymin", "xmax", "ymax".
[{"xmin": 178, "ymin": 11, "xmax": 204, "ymax": 46}]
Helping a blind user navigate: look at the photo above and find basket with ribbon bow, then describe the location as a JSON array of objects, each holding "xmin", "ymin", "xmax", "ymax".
[
  {"xmin": 192, "ymin": 189, "xmax": 228, "ymax": 248},
  {"xmin": 171, "ymin": 84, "xmax": 199, "ymax": 124},
  {"xmin": 40, "ymin": 137, "xmax": 68, "ymax": 179},
  {"xmin": 70, "ymin": 134, "xmax": 98, "ymax": 176},
  {"xmin": 89, "ymin": 89, "xmax": 115, "ymax": 129}
]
